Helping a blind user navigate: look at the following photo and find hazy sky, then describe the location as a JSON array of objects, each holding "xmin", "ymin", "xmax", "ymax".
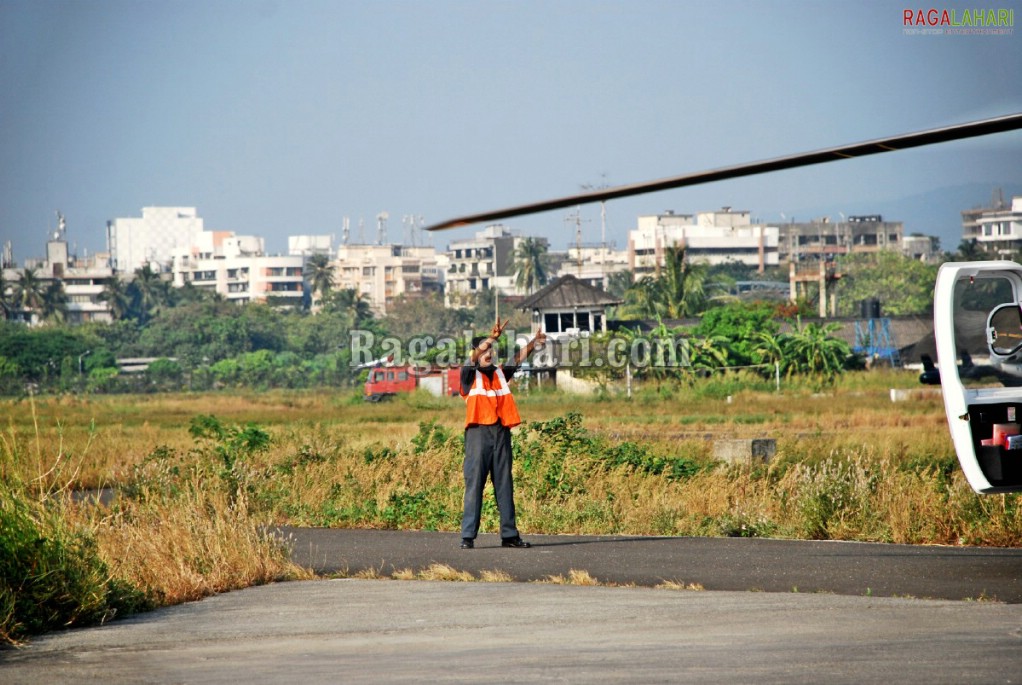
[{"xmin": 2, "ymin": 0, "xmax": 1020, "ymax": 261}]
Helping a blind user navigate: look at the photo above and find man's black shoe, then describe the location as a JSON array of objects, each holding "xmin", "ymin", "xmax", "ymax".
[
  {"xmin": 501, "ymin": 537, "xmax": 531, "ymax": 548},
  {"xmin": 460, "ymin": 539, "xmax": 474, "ymax": 549}
]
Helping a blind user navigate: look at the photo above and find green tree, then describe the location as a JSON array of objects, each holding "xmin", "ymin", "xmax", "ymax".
[
  {"xmin": 322, "ymin": 288, "xmax": 374, "ymax": 327},
  {"xmin": 12, "ymin": 267, "xmax": 44, "ymax": 314},
  {"xmin": 145, "ymin": 358, "xmax": 183, "ymax": 391},
  {"xmin": 0, "ymin": 328, "xmax": 88, "ymax": 384},
  {"xmin": 382, "ymin": 292, "xmax": 472, "ymax": 339},
  {"xmin": 0, "ymin": 269, "xmax": 12, "ymax": 321},
  {"xmin": 618, "ymin": 244, "xmax": 712, "ymax": 320},
  {"xmin": 514, "ymin": 237, "xmax": 549, "ymax": 294},
  {"xmin": 98, "ymin": 275, "xmax": 132, "ymax": 321},
  {"xmin": 40, "ymin": 280, "xmax": 68, "ymax": 324},
  {"xmin": 129, "ymin": 264, "xmax": 168, "ymax": 322},
  {"xmin": 952, "ymin": 239, "xmax": 988, "ymax": 262},
  {"xmin": 659, "ymin": 243, "xmax": 707, "ymax": 318},
  {"xmin": 688, "ymin": 333, "xmax": 731, "ymax": 371},
  {"xmin": 833, "ymin": 251, "xmax": 939, "ymax": 317},
  {"xmin": 752, "ymin": 329, "xmax": 786, "ymax": 372},
  {"xmin": 303, "ymin": 253, "xmax": 336, "ymax": 309},
  {"xmin": 780, "ymin": 318, "xmax": 851, "ymax": 380},
  {"xmin": 693, "ymin": 302, "xmax": 778, "ymax": 367},
  {"xmin": 606, "ymin": 270, "xmax": 634, "ymax": 299}
]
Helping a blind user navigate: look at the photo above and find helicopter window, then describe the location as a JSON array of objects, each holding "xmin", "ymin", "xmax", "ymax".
[
  {"xmin": 952, "ymin": 276, "xmax": 1016, "ymax": 388},
  {"xmin": 987, "ymin": 304, "xmax": 1022, "ymax": 357}
]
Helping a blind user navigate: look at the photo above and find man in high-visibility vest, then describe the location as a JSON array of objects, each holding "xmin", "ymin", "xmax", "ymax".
[{"xmin": 459, "ymin": 319, "xmax": 546, "ymax": 550}]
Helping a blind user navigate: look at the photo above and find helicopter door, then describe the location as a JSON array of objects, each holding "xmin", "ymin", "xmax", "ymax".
[{"xmin": 934, "ymin": 261, "xmax": 1022, "ymax": 493}]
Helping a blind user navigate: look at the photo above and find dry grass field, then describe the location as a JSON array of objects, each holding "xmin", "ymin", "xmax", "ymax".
[{"xmin": 4, "ymin": 369, "xmax": 1022, "ymax": 642}]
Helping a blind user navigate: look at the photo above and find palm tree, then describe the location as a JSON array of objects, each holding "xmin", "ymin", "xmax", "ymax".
[
  {"xmin": 99, "ymin": 275, "xmax": 132, "ymax": 321},
  {"xmin": 606, "ymin": 270, "xmax": 634, "ymax": 299},
  {"xmin": 782, "ymin": 318, "xmax": 850, "ymax": 379},
  {"xmin": 40, "ymin": 280, "xmax": 67, "ymax": 324},
  {"xmin": 13, "ymin": 267, "xmax": 44, "ymax": 314},
  {"xmin": 659, "ymin": 243, "xmax": 708, "ymax": 318},
  {"xmin": 0, "ymin": 269, "xmax": 11, "ymax": 321},
  {"xmin": 130, "ymin": 264, "xmax": 166, "ymax": 322},
  {"xmin": 954, "ymin": 239, "xmax": 986, "ymax": 262},
  {"xmin": 625, "ymin": 276, "xmax": 665, "ymax": 319},
  {"xmin": 617, "ymin": 245, "xmax": 712, "ymax": 320},
  {"xmin": 324, "ymin": 288, "xmax": 373, "ymax": 325},
  {"xmin": 514, "ymin": 238, "xmax": 549, "ymax": 294},
  {"xmin": 303, "ymin": 253, "xmax": 336, "ymax": 309}
]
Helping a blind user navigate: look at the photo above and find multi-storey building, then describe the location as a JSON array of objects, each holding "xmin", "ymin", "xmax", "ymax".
[
  {"xmin": 107, "ymin": 206, "xmax": 205, "ymax": 273},
  {"xmin": 902, "ymin": 234, "xmax": 940, "ymax": 262},
  {"xmin": 334, "ymin": 244, "xmax": 441, "ymax": 315},
  {"xmin": 629, "ymin": 209, "xmax": 779, "ymax": 277},
  {"xmin": 556, "ymin": 244, "xmax": 630, "ymax": 291},
  {"xmin": 6, "ymin": 225, "xmax": 116, "ymax": 325},
  {"xmin": 778, "ymin": 215, "xmax": 904, "ymax": 263},
  {"xmin": 171, "ymin": 231, "xmax": 305, "ymax": 306},
  {"xmin": 961, "ymin": 194, "xmax": 1022, "ymax": 256},
  {"xmin": 444, "ymin": 225, "xmax": 544, "ymax": 307}
]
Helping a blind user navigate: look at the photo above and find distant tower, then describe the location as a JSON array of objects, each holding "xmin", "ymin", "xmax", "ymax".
[
  {"xmin": 376, "ymin": 211, "xmax": 389, "ymax": 245},
  {"xmin": 2, "ymin": 240, "xmax": 12, "ymax": 268},
  {"xmin": 342, "ymin": 217, "xmax": 350, "ymax": 245},
  {"xmin": 565, "ymin": 207, "xmax": 588, "ymax": 276}
]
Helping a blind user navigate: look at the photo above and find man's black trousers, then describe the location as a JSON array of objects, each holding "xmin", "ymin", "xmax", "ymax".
[{"xmin": 461, "ymin": 422, "xmax": 520, "ymax": 541}]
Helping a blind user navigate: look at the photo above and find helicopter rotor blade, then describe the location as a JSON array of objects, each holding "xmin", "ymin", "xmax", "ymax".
[{"xmin": 424, "ymin": 112, "xmax": 1022, "ymax": 232}]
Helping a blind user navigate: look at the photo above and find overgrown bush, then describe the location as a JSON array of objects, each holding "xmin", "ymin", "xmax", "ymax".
[{"xmin": 0, "ymin": 484, "xmax": 152, "ymax": 645}]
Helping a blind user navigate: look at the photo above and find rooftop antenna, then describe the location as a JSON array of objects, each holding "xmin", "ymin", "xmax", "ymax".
[
  {"xmin": 376, "ymin": 211, "xmax": 389, "ymax": 245},
  {"xmin": 54, "ymin": 210, "xmax": 66, "ymax": 240},
  {"xmin": 581, "ymin": 174, "xmax": 610, "ymax": 246},
  {"xmin": 565, "ymin": 207, "xmax": 589, "ymax": 276},
  {"xmin": 358, "ymin": 217, "xmax": 365, "ymax": 244},
  {"xmin": 418, "ymin": 216, "xmax": 429, "ymax": 246}
]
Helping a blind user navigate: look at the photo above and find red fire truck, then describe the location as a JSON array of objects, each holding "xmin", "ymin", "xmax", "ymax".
[{"xmin": 363, "ymin": 365, "xmax": 461, "ymax": 402}]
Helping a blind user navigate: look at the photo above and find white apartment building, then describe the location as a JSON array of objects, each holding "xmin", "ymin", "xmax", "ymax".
[
  {"xmin": 962, "ymin": 195, "xmax": 1022, "ymax": 256},
  {"xmin": 334, "ymin": 244, "xmax": 441, "ymax": 315},
  {"xmin": 444, "ymin": 225, "xmax": 544, "ymax": 307},
  {"xmin": 107, "ymin": 207, "xmax": 205, "ymax": 273},
  {"xmin": 557, "ymin": 244, "xmax": 630, "ymax": 291},
  {"xmin": 171, "ymin": 231, "xmax": 305, "ymax": 306},
  {"xmin": 61, "ymin": 253, "xmax": 116, "ymax": 324},
  {"xmin": 629, "ymin": 209, "xmax": 780, "ymax": 276}
]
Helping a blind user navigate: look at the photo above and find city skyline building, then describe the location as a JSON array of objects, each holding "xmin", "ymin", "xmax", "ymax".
[
  {"xmin": 961, "ymin": 193, "xmax": 1022, "ymax": 257},
  {"xmin": 171, "ymin": 230, "xmax": 305, "ymax": 306},
  {"xmin": 107, "ymin": 207, "xmax": 206, "ymax": 273},
  {"xmin": 629, "ymin": 209, "xmax": 780, "ymax": 277}
]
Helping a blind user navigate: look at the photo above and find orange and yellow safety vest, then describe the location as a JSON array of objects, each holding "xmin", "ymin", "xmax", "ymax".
[{"xmin": 462, "ymin": 366, "xmax": 521, "ymax": 428}]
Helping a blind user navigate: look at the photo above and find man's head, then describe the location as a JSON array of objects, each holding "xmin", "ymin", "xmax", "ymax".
[{"xmin": 472, "ymin": 335, "xmax": 496, "ymax": 367}]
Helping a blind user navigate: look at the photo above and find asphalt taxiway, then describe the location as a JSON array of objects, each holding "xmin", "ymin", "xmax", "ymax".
[{"xmin": 3, "ymin": 530, "xmax": 1022, "ymax": 684}]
